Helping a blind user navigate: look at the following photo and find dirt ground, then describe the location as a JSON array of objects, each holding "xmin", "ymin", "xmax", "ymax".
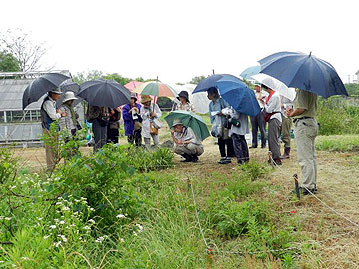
[{"xmin": 12, "ymin": 132, "xmax": 359, "ymax": 267}]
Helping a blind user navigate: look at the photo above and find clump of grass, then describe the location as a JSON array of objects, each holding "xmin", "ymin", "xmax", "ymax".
[{"xmin": 315, "ymin": 135, "xmax": 359, "ymax": 152}]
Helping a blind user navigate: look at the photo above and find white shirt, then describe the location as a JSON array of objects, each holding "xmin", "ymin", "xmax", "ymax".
[
  {"xmin": 265, "ymin": 91, "xmax": 282, "ymax": 123},
  {"xmin": 43, "ymin": 96, "xmax": 61, "ymax": 120},
  {"xmin": 174, "ymin": 126, "xmax": 202, "ymax": 145},
  {"xmin": 140, "ymin": 103, "xmax": 162, "ymax": 138},
  {"xmin": 256, "ymin": 90, "xmax": 269, "ymax": 109},
  {"xmin": 229, "ymin": 109, "xmax": 249, "ymax": 136}
]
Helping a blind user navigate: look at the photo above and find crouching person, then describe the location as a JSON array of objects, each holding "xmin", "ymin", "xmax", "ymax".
[{"xmin": 171, "ymin": 119, "xmax": 204, "ymax": 162}]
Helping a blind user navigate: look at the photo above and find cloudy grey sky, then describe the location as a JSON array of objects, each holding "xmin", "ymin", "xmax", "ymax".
[{"xmin": 1, "ymin": 0, "xmax": 358, "ymax": 84}]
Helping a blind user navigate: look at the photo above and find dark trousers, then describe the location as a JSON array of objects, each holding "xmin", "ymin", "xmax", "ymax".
[
  {"xmin": 250, "ymin": 111, "xmax": 266, "ymax": 148},
  {"xmin": 268, "ymin": 118, "xmax": 281, "ymax": 160},
  {"xmin": 218, "ymin": 137, "xmax": 235, "ymax": 158},
  {"xmin": 128, "ymin": 129, "xmax": 142, "ymax": 146},
  {"xmin": 232, "ymin": 133, "xmax": 249, "ymax": 164},
  {"xmin": 92, "ymin": 118, "xmax": 108, "ymax": 152},
  {"xmin": 107, "ymin": 127, "xmax": 119, "ymax": 144}
]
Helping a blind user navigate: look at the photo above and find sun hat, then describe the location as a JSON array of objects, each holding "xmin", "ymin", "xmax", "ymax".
[
  {"xmin": 49, "ymin": 88, "xmax": 62, "ymax": 95},
  {"xmin": 130, "ymin": 92, "xmax": 137, "ymax": 101},
  {"xmin": 177, "ymin": 91, "xmax": 190, "ymax": 103},
  {"xmin": 62, "ymin": 91, "xmax": 78, "ymax": 103},
  {"xmin": 172, "ymin": 118, "xmax": 184, "ymax": 127},
  {"xmin": 141, "ymin": 95, "xmax": 152, "ymax": 103}
]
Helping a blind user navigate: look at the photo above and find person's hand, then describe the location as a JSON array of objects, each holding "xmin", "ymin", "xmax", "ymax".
[
  {"xmin": 177, "ymin": 139, "xmax": 184, "ymax": 145},
  {"xmin": 218, "ymin": 112, "xmax": 223, "ymax": 116},
  {"xmin": 110, "ymin": 109, "xmax": 115, "ymax": 115},
  {"xmin": 134, "ymin": 107, "xmax": 139, "ymax": 113},
  {"xmin": 151, "ymin": 112, "xmax": 156, "ymax": 117},
  {"xmin": 171, "ymin": 130, "xmax": 175, "ymax": 135},
  {"xmin": 56, "ymin": 109, "xmax": 61, "ymax": 113},
  {"xmin": 61, "ymin": 112, "xmax": 67, "ymax": 117}
]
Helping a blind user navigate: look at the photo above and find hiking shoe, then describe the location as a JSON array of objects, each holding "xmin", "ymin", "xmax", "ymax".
[
  {"xmin": 192, "ymin": 155, "xmax": 198, "ymax": 163},
  {"xmin": 302, "ymin": 188, "xmax": 317, "ymax": 195},
  {"xmin": 225, "ymin": 157, "xmax": 232, "ymax": 163},
  {"xmin": 218, "ymin": 157, "xmax": 228, "ymax": 164}
]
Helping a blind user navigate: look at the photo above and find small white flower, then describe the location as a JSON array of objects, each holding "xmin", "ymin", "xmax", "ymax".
[
  {"xmin": 62, "ymin": 206, "xmax": 70, "ymax": 211},
  {"xmin": 21, "ymin": 256, "xmax": 30, "ymax": 261},
  {"xmin": 133, "ymin": 231, "xmax": 137, "ymax": 236},
  {"xmin": 83, "ymin": 225, "xmax": 91, "ymax": 230},
  {"xmin": 116, "ymin": 214, "xmax": 125, "ymax": 219},
  {"xmin": 44, "ymin": 235, "xmax": 50, "ymax": 239},
  {"xmin": 49, "ymin": 225, "xmax": 56, "ymax": 229},
  {"xmin": 10, "ymin": 185, "xmax": 16, "ymax": 189},
  {"xmin": 58, "ymin": 235, "xmax": 68, "ymax": 243},
  {"xmin": 136, "ymin": 224, "xmax": 143, "ymax": 232},
  {"xmin": 88, "ymin": 219, "xmax": 95, "ymax": 224},
  {"xmin": 59, "ymin": 220, "xmax": 65, "ymax": 225},
  {"xmin": 119, "ymin": 238, "xmax": 124, "ymax": 243},
  {"xmin": 54, "ymin": 219, "xmax": 59, "ymax": 223},
  {"xmin": 56, "ymin": 202, "xmax": 62, "ymax": 205},
  {"xmin": 54, "ymin": 241, "xmax": 62, "ymax": 247},
  {"xmin": 70, "ymin": 224, "xmax": 76, "ymax": 227},
  {"xmin": 4, "ymin": 217, "xmax": 11, "ymax": 221}
]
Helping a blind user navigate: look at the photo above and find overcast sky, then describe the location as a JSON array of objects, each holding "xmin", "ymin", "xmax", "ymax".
[{"xmin": 1, "ymin": 0, "xmax": 358, "ymax": 84}]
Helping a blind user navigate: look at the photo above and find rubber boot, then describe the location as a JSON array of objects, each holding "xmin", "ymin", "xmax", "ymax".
[
  {"xmin": 180, "ymin": 153, "xmax": 192, "ymax": 162},
  {"xmin": 280, "ymin": 147, "xmax": 290, "ymax": 159}
]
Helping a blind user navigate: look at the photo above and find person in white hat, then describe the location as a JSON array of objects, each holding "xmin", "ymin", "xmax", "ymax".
[
  {"xmin": 40, "ymin": 88, "xmax": 66, "ymax": 171},
  {"xmin": 59, "ymin": 91, "xmax": 79, "ymax": 138}
]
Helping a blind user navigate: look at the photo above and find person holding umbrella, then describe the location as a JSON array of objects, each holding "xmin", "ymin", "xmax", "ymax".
[
  {"xmin": 250, "ymin": 84, "xmax": 267, "ymax": 149},
  {"xmin": 260, "ymin": 84, "xmax": 282, "ymax": 165},
  {"xmin": 287, "ymin": 89, "xmax": 318, "ymax": 195},
  {"xmin": 86, "ymin": 105, "xmax": 110, "ymax": 152},
  {"xmin": 40, "ymin": 89, "xmax": 67, "ymax": 171},
  {"xmin": 171, "ymin": 119, "xmax": 204, "ymax": 162},
  {"xmin": 122, "ymin": 93, "xmax": 142, "ymax": 146},
  {"xmin": 107, "ymin": 107, "xmax": 122, "ymax": 144},
  {"xmin": 207, "ymin": 87, "xmax": 234, "ymax": 164},
  {"xmin": 280, "ymin": 96, "xmax": 293, "ymax": 159},
  {"xmin": 173, "ymin": 91, "xmax": 195, "ymax": 112},
  {"xmin": 140, "ymin": 95, "xmax": 162, "ymax": 149},
  {"xmin": 59, "ymin": 91, "xmax": 80, "ymax": 158}
]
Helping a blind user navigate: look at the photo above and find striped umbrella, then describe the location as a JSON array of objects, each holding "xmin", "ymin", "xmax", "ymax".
[{"xmin": 133, "ymin": 81, "xmax": 177, "ymax": 97}]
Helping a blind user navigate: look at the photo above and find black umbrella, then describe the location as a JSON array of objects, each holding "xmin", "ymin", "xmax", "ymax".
[
  {"xmin": 56, "ymin": 80, "xmax": 83, "ymax": 108},
  {"xmin": 22, "ymin": 73, "xmax": 69, "ymax": 109},
  {"xmin": 78, "ymin": 79, "xmax": 131, "ymax": 108}
]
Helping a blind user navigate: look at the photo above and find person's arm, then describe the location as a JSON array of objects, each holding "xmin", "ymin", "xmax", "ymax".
[
  {"xmin": 154, "ymin": 104, "xmax": 162, "ymax": 118},
  {"xmin": 209, "ymin": 103, "xmax": 215, "ymax": 124},
  {"xmin": 287, "ymin": 90, "xmax": 308, "ymax": 117},
  {"xmin": 190, "ymin": 103, "xmax": 196, "ymax": 113},
  {"xmin": 43, "ymin": 100, "xmax": 62, "ymax": 120},
  {"xmin": 122, "ymin": 105, "xmax": 132, "ymax": 121}
]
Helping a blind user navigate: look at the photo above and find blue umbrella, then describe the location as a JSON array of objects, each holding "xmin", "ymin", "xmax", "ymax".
[
  {"xmin": 259, "ymin": 51, "xmax": 348, "ymax": 98},
  {"xmin": 240, "ymin": 65, "xmax": 261, "ymax": 80},
  {"xmin": 193, "ymin": 74, "xmax": 260, "ymax": 116}
]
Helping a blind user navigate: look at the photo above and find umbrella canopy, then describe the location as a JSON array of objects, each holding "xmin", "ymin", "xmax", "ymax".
[
  {"xmin": 22, "ymin": 73, "xmax": 69, "ymax": 109},
  {"xmin": 251, "ymin": 73, "xmax": 296, "ymax": 101},
  {"xmin": 78, "ymin": 79, "xmax": 131, "ymax": 108},
  {"xmin": 133, "ymin": 81, "xmax": 177, "ymax": 97},
  {"xmin": 169, "ymin": 84, "xmax": 210, "ymax": 114},
  {"xmin": 193, "ymin": 74, "xmax": 261, "ymax": 117},
  {"xmin": 164, "ymin": 110, "xmax": 210, "ymax": 141},
  {"xmin": 56, "ymin": 80, "xmax": 82, "ymax": 108},
  {"xmin": 258, "ymin": 51, "xmax": 348, "ymax": 98},
  {"xmin": 124, "ymin": 81, "xmax": 143, "ymax": 91},
  {"xmin": 240, "ymin": 65, "xmax": 261, "ymax": 80}
]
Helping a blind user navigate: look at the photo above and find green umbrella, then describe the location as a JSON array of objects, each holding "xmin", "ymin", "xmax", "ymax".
[{"xmin": 164, "ymin": 111, "xmax": 210, "ymax": 141}]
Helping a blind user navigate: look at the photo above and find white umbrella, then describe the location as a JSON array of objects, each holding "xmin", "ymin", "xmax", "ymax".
[
  {"xmin": 251, "ymin": 73, "xmax": 296, "ymax": 101},
  {"xmin": 169, "ymin": 84, "xmax": 210, "ymax": 114}
]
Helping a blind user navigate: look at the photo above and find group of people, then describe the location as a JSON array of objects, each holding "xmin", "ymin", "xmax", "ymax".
[{"xmin": 41, "ymin": 83, "xmax": 319, "ymax": 195}]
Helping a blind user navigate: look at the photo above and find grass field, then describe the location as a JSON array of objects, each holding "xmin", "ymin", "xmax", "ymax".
[{"xmin": 2, "ymin": 132, "xmax": 359, "ymax": 267}]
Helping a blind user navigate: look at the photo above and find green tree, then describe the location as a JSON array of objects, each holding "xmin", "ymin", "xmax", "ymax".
[
  {"xmin": 103, "ymin": 73, "xmax": 132, "ymax": 85},
  {"xmin": 72, "ymin": 70, "xmax": 104, "ymax": 84},
  {"xmin": 0, "ymin": 51, "xmax": 21, "ymax": 72},
  {"xmin": 344, "ymin": 83, "xmax": 359, "ymax": 96},
  {"xmin": 189, "ymin": 75, "xmax": 206, "ymax": 85},
  {"xmin": 0, "ymin": 29, "xmax": 47, "ymax": 72}
]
